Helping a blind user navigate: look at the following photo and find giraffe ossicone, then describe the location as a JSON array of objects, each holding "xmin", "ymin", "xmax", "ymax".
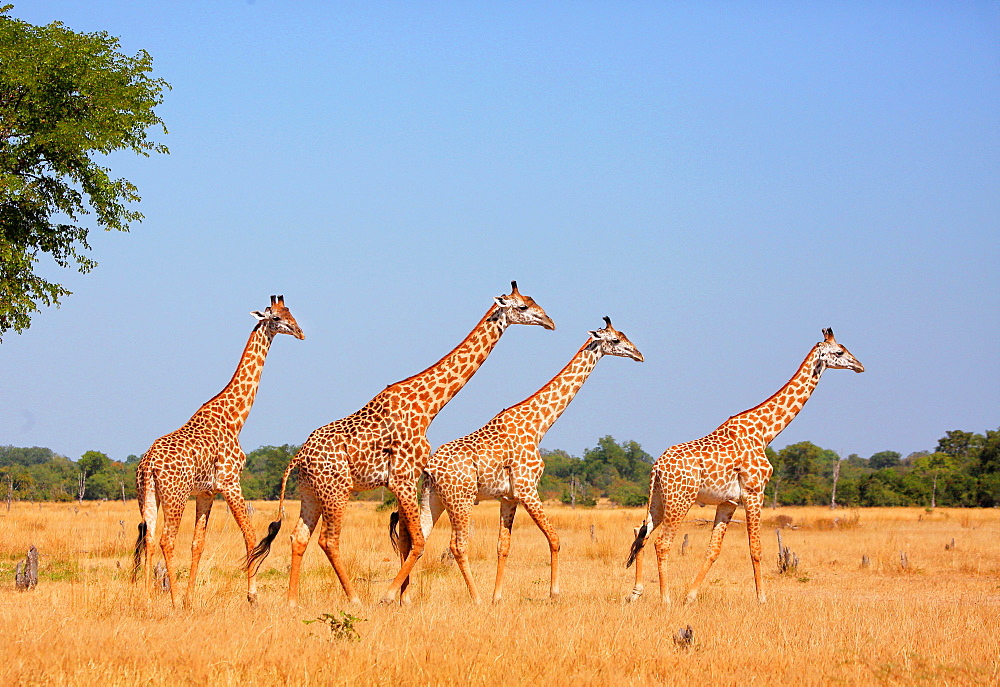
[
  {"xmin": 625, "ymin": 327, "xmax": 863, "ymax": 606},
  {"xmin": 394, "ymin": 316, "xmax": 643, "ymax": 604},
  {"xmin": 246, "ymin": 281, "xmax": 555, "ymax": 607},
  {"xmin": 131, "ymin": 295, "xmax": 303, "ymax": 608}
]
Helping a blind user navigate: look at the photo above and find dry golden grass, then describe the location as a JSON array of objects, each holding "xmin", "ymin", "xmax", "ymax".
[{"xmin": 1, "ymin": 499, "xmax": 999, "ymax": 685}]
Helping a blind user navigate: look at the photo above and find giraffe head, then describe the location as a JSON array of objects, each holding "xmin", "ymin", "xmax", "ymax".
[
  {"xmin": 490, "ymin": 281, "xmax": 556, "ymax": 330},
  {"xmin": 816, "ymin": 328, "xmax": 863, "ymax": 373},
  {"xmin": 251, "ymin": 295, "xmax": 305, "ymax": 340},
  {"xmin": 587, "ymin": 316, "xmax": 644, "ymax": 361}
]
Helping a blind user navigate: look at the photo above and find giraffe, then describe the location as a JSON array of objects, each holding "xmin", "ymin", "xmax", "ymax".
[
  {"xmin": 246, "ymin": 281, "xmax": 555, "ymax": 606},
  {"xmin": 131, "ymin": 295, "xmax": 304, "ymax": 607},
  {"xmin": 394, "ymin": 316, "xmax": 643, "ymax": 604},
  {"xmin": 624, "ymin": 328, "xmax": 863, "ymax": 605}
]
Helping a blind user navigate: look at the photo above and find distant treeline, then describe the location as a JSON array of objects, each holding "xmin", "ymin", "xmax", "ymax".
[{"xmin": 2, "ymin": 425, "xmax": 998, "ymax": 508}]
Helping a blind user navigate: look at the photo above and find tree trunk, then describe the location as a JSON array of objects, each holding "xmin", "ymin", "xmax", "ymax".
[
  {"xmin": 931, "ymin": 471, "xmax": 938, "ymax": 509},
  {"xmin": 5, "ymin": 473, "xmax": 12, "ymax": 512},
  {"xmin": 77, "ymin": 470, "xmax": 86, "ymax": 502},
  {"xmin": 830, "ymin": 460, "xmax": 841, "ymax": 510}
]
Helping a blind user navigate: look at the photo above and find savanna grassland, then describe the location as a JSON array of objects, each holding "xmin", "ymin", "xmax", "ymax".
[{"xmin": 1, "ymin": 500, "xmax": 998, "ymax": 685}]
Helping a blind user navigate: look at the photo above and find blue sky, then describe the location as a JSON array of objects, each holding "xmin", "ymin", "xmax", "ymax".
[{"xmin": 3, "ymin": 2, "xmax": 998, "ymax": 463}]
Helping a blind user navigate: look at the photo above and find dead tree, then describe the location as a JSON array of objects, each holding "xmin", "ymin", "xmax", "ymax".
[
  {"xmin": 680, "ymin": 533, "xmax": 689, "ymax": 556},
  {"xmin": 154, "ymin": 561, "xmax": 170, "ymax": 592},
  {"xmin": 15, "ymin": 546, "xmax": 39, "ymax": 591},
  {"xmin": 776, "ymin": 529, "xmax": 798, "ymax": 574},
  {"xmin": 830, "ymin": 459, "xmax": 841, "ymax": 510}
]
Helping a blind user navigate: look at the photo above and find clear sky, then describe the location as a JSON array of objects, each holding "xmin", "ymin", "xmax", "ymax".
[{"xmin": 3, "ymin": 2, "xmax": 998, "ymax": 464}]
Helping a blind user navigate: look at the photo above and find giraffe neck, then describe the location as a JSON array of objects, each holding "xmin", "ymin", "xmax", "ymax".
[
  {"xmin": 731, "ymin": 345, "xmax": 824, "ymax": 445},
  {"xmin": 205, "ymin": 323, "xmax": 275, "ymax": 430},
  {"xmin": 516, "ymin": 343, "xmax": 601, "ymax": 440},
  {"xmin": 394, "ymin": 305, "xmax": 507, "ymax": 419}
]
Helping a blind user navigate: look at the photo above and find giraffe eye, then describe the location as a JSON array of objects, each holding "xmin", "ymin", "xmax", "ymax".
[
  {"xmin": 272, "ymin": 316, "xmax": 281, "ymax": 321},
  {"xmin": 835, "ymin": 350, "xmax": 844, "ymax": 356},
  {"xmin": 611, "ymin": 339, "xmax": 621, "ymax": 345},
  {"xmin": 518, "ymin": 305, "xmax": 529, "ymax": 311}
]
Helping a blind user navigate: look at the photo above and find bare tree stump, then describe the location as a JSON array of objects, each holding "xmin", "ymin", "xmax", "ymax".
[
  {"xmin": 680, "ymin": 533, "xmax": 689, "ymax": 556},
  {"xmin": 899, "ymin": 551, "xmax": 909, "ymax": 571},
  {"xmin": 246, "ymin": 502, "xmax": 255, "ymax": 517},
  {"xmin": 945, "ymin": 538, "xmax": 956, "ymax": 550},
  {"xmin": 861, "ymin": 554, "xmax": 871, "ymax": 568},
  {"xmin": 673, "ymin": 625, "xmax": 694, "ymax": 648},
  {"xmin": 776, "ymin": 529, "xmax": 799, "ymax": 574},
  {"xmin": 15, "ymin": 545, "xmax": 39, "ymax": 591},
  {"xmin": 154, "ymin": 561, "xmax": 170, "ymax": 592},
  {"xmin": 589, "ymin": 524, "xmax": 596, "ymax": 542}
]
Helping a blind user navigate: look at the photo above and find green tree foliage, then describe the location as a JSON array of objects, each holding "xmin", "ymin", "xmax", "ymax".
[
  {"xmin": 241, "ymin": 444, "xmax": 300, "ymax": 499},
  {"xmin": 541, "ymin": 436, "xmax": 652, "ymax": 507},
  {"xmin": 4, "ymin": 426, "xmax": 999, "ymax": 508},
  {"xmin": 0, "ymin": 5, "xmax": 169, "ymax": 337},
  {"xmin": 868, "ymin": 450, "xmax": 902, "ymax": 469}
]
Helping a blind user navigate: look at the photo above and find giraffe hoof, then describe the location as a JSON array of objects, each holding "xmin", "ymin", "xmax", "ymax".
[
  {"xmin": 684, "ymin": 592, "xmax": 698, "ymax": 605},
  {"xmin": 625, "ymin": 584, "xmax": 643, "ymax": 603},
  {"xmin": 247, "ymin": 593, "xmax": 258, "ymax": 607},
  {"xmin": 757, "ymin": 593, "xmax": 768, "ymax": 604},
  {"xmin": 378, "ymin": 595, "xmax": 397, "ymax": 605}
]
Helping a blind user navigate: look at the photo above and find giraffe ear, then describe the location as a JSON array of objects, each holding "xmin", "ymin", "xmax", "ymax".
[
  {"xmin": 251, "ymin": 310, "xmax": 268, "ymax": 321},
  {"xmin": 589, "ymin": 330, "xmax": 601, "ymax": 340}
]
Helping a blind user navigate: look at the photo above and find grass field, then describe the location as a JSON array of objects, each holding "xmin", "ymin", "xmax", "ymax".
[{"xmin": 1, "ymin": 499, "xmax": 998, "ymax": 685}]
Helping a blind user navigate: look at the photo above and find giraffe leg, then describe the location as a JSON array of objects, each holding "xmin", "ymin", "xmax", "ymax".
[
  {"xmin": 685, "ymin": 500, "xmax": 738, "ymax": 604},
  {"xmin": 395, "ymin": 508, "xmax": 414, "ymax": 604},
  {"xmin": 652, "ymin": 516, "xmax": 683, "ymax": 605},
  {"xmin": 141, "ymin": 482, "xmax": 159, "ymax": 591},
  {"xmin": 184, "ymin": 493, "xmax": 214, "ymax": 608},
  {"xmin": 743, "ymin": 489, "xmax": 767, "ymax": 603},
  {"xmin": 518, "ymin": 491, "xmax": 561, "ymax": 599},
  {"xmin": 157, "ymin": 495, "xmax": 186, "ymax": 608},
  {"xmin": 220, "ymin": 483, "xmax": 260, "ymax": 605},
  {"xmin": 287, "ymin": 484, "xmax": 322, "ymax": 608},
  {"xmin": 446, "ymin": 489, "xmax": 481, "ymax": 604},
  {"xmin": 379, "ymin": 479, "xmax": 424, "ymax": 604},
  {"xmin": 400, "ymin": 479, "xmax": 447, "ymax": 605},
  {"xmin": 492, "ymin": 498, "xmax": 517, "ymax": 603},
  {"xmin": 316, "ymin": 487, "xmax": 361, "ymax": 604},
  {"xmin": 626, "ymin": 487, "xmax": 663, "ymax": 603}
]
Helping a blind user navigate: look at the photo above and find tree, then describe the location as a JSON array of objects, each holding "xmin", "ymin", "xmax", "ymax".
[
  {"xmin": 868, "ymin": 450, "xmax": 902, "ymax": 470},
  {"xmin": 76, "ymin": 449, "xmax": 109, "ymax": 500},
  {"xmin": 912, "ymin": 452, "xmax": 954, "ymax": 508},
  {"xmin": 936, "ymin": 430, "xmax": 981, "ymax": 461},
  {"xmin": 0, "ymin": 5, "xmax": 169, "ymax": 337}
]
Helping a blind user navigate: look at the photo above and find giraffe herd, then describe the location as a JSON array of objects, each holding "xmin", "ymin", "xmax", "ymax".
[{"xmin": 132, "ymin": 284, "xmax": 864, "ymax": 608}]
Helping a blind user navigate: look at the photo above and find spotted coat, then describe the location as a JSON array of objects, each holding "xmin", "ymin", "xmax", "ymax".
[
  {"xmin": 265, "ymin": 282, "xmax": 554, "ymax": 606},
  {"xmin": 402, "ymin": 317, "xmax": 643, "ymax": 603},
  {"xmin": 134, "ymin": 296, "xmax": 303, "ymax": 607},
  {"xmin": 626, "ymin": 328, "xmax": 864, "ymax": 605}
]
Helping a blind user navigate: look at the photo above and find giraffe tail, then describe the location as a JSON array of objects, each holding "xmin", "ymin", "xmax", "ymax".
[
  {"xmin": 388, "ymin": 510, "xmax": 401, "ymax": 555},
  {"xmin": 626, "ymin": 472, "xmax": 658, "ymax": 568},
  {"xmin": 625, "ymin": 514, "xmax": 652, "ymax": 568},
  {"xmin": 244, "ymin": 453, "xmax": 298, "ymax": 573},
  {"xmin": 131, "ymin": 458, "xmax": 156, "ymax": 582},
  {"xmin": 131, "ymin": 522, "xmax": 147, "ymax": 582}
]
